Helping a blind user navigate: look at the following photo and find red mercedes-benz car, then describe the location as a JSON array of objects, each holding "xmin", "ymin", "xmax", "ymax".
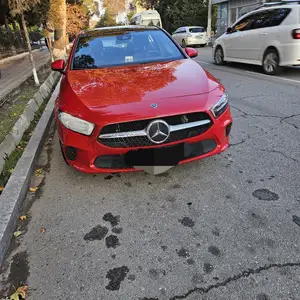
[{"xmin": 51, "ymin": 26, "xmax": 232, "ymax": 174}]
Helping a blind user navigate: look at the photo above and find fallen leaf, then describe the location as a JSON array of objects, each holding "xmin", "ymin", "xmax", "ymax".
[
  {"xmin": 35, "ymin": 168, "xmax": 43, "ymax": 176},
  {"xmin": 9, "ymin": 168, "xmax": 14, "ymax": 174},
  {"xmin": 40, "ymin": 227, "xmax": 45, "ymax": 233},
  {"xmin": 0, "ymin": 186, "xmax": 4, "ymax": 191},
  {"xmin": 29, "ymin": 187, "xmax": 38, "ymax": 192},
  {"xmin": 13, "ymin": 231, "xmax": 23, "ymax": 238},
  {"xmin": 9, "ymin": 285, "xmax": 28, "ymax": 300},
  {"xmin": 20, "ymin": 215, "xmax": 27, "ymax": 221}
]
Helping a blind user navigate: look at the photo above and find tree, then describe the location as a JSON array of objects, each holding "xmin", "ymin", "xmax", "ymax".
[
  {"xmin": 49, "ymin": 0, "xmax": 67, "ymax": 58},
  {"xmin": 167, "ymin": 0, "xmax": 208, "ymax": 29},
  {"xmin": 96, "ymin": 9, "xmax": 116, "ymax": 28},
  {"xmin": 102, "ymin": 0, "xmax": 125, "ymax": 18},
  {"xmin": 67, "ymin": 3, "xmax": 90, "ymax": 35},
  {"xmin": 8, "ymin": 0, "xmax": 41, "ymax": 85},
  {"xmin": 137, "ymin": 0, "xmax": 208, "ymax": 33}
]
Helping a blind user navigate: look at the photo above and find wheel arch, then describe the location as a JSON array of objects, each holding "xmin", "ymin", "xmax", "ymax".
[
  {"xmin": 261, "ymin": 45, "xmax": 281, "ymax": 65},
  {"xmin": 214, "ymin": 44, "xmax": 226, "ymax": 59}
]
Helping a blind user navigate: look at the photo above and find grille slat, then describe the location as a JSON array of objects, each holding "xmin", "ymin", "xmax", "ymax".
[{"xmin": 99, "ymin": 112, "xmax": 212, "ymax": 148}]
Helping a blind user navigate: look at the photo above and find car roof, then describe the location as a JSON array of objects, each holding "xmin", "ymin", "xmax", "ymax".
[
  {"xmin": 186, "ymin": 26, "xmax": 204, "ymax": 28},
  {"xmin": 81, "ymin": 25, "xmax": 159, "ymax": 37}
]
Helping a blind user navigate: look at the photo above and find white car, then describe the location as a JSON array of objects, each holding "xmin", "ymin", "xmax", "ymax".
[
  {"xmin": 172, "ymin": 26, "xmax": 208, "ymax": 48},
  {"xmin": 212, "ymin": 1, "xmax": 300, "ymax": 75}
]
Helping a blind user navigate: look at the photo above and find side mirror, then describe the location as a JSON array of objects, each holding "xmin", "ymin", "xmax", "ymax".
[
  {"xmin": 226, "ymin": 27, "xmax": 232, "ymax": 34},
  {"xmin": 51, "ymin": 59, "xmax": 66, "ymax": 74},
  {"xmin": 185, "ymin": 47, "xmax": 198, "ymax": 58}
]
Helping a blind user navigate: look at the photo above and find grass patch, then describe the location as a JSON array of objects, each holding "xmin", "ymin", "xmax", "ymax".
[
  {"xmin": 0, "ymin": 63, "xmax": 51, "ymax": 143},
  {"xmin": 0, "ymin": 103, "xmax": 46, "ymax": 190}
]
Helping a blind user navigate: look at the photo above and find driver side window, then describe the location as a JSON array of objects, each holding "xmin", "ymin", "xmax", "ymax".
[{"xmin": 231, "ymin": 15, "xmax": 253, "ymax": 33}]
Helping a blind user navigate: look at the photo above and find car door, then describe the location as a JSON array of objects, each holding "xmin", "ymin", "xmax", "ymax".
[
  {"xmin": 225, "ymin": 14, "xmax": 253, "ymax": 59},
  {"xmin": 237, "ymin": 10, "xmax": 273, "ymax": 61},
  {"xmin": 172, "ymin": 28, "xmax": 182, "ymax": 43},
  {"xmin": 236, "ymin": 8, "xmax": 292, "ymax": 61}
]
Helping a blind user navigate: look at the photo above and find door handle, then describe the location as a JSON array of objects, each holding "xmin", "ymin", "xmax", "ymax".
[{"xmin": 260, "ymin": 33, "xmax": 268, "ymax": 35}]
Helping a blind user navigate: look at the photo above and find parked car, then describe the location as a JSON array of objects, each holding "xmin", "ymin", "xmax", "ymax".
[
  {"xmin": 172, "ymin": 26, "xmax": 208, "ymax": 47},
  {"xmin": 212, "ymin": 1, "xmax": 300, "ymax": 75},
  {"xmin": 51, "ymin": 25, "xmax": 232, "ymax": 174}
]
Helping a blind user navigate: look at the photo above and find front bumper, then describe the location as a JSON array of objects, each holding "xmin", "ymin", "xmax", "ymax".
[{"xmin": 56, "ymin": 107, "xmax": 232, "ymax": 173}]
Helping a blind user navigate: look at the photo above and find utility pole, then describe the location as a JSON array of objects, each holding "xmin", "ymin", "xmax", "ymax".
[{"xmin": 207, "ymin": 0, "xmax": 212, "ymax": 44}]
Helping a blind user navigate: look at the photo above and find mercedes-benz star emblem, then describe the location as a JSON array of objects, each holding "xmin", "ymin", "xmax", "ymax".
[
  {"xmin": 151, "ymin": 103, "xmax": 158, "ymax": 108},
  {"xmin": 146, "ymin": 120, "xmax": 170, "ymax": 144}
]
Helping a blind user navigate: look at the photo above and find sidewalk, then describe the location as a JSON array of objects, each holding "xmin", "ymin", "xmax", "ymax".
[{"xmin": 0, "ymin": 48, "xmax": 51, "ymax": 103}]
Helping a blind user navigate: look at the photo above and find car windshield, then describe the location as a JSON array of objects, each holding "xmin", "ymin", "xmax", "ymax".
[
  {"xmin": 72, "ymin": 28, "xmax": 184, "ymax": 70},
  {"xmin": 141, "ymin": 19, "xmax": 161, "ymax": 26},
  {"xmin": 189, "ymin": 27, "xmax": 205, "ymax": 33}
]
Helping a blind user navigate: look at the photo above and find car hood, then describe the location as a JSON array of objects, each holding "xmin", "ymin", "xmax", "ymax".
[{"xmin": 60, "ymin": 59, "xmax": 224, "ymax": 123}]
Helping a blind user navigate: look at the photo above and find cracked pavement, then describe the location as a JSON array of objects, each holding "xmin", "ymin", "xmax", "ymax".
[{"xmin": 1, "ymin": 47, "xmax": 300, "ymax": 300}]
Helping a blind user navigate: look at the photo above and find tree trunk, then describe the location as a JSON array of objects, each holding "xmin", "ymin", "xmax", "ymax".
[
  {"xmin": 50, "ymin": 0, "xmax": 67, "ymax": 59},
  {"xmin": 46, "ymin": 35, "xmax": 54, "ymax": 62},
  {"xmin": 4, "ymin": 14, "xmax": 17, "ymax": 55},
  {"xmin": 12, "ymin": 19, "xmax": 22, "ymax": 49},
  {"xmin": 21, "ymin": 13, "xmax": 40, "ymax": 86}
]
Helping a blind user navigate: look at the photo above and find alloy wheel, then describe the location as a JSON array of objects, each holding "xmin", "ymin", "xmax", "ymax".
[
  {"xmin": 263, "ymin": 51, "xmax": 279, "ymax": 75},
  {"xmin": 215, "ymin": 48, "xmax": 224, "ymax": 65}
]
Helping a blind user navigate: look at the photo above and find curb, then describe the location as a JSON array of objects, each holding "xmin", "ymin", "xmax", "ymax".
[
  {"xmin": 0, "ymin": 71, "xmax": 60, "ymax": 174},
  {"xmin": 0, "ymin": 79, "xmax": 60, "ymax": 266},
  {"xmin": 0, "ymin": 49, "xmax": 40, "ymax": 65}
]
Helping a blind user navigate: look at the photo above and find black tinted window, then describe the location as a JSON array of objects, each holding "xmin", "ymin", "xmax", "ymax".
[
  {"xmin": 72, "ymin": 29, "xmax": 184, "ymax": 70},
  {"xmin": 250, "ymin": 8, "xmax": 291, "ymax": 29},
  {"xmin": 189, "ymin": 27, "xmax": 205, "ymax": 33}
]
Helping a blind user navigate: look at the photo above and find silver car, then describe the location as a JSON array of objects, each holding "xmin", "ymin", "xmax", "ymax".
[{"xmin": 172, "ymin": 26, "xmax": 208, "ymax": 48}]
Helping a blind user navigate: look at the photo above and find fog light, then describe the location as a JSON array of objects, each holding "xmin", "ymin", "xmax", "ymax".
[
  {"xmin": 65, "ymin": 146, "xmax": 77, "ymax": 161},
  {"xmin": 225, "ymin": 123, "xmax": 232, "ymax": 137}
]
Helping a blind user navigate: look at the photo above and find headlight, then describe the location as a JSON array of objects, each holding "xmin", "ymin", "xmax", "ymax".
[
  {"xmin": 58, "ymin": 112, "xmax": 95, "ymax": 136},
  {"xmin": 210, "ymin": 92, "xmax": 229, "ymax": 118}
]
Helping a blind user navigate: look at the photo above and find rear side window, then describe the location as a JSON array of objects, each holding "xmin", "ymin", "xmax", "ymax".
[
  {"xmin": 249, "ymin": 8, "xmax": 291, "ymax": 29},
  {"xmin": 189, "ymin": 27, "xmax": 205, "ymax": 33}
]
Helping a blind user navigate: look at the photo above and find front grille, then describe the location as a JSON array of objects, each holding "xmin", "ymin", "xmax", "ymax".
[
  {"xmin": 100, "ymin": 112, "xmax": 208, "ymax": 134},
  {"xmin": 99, "ymin": 112, "xmax": 212, "ymax": 148}
]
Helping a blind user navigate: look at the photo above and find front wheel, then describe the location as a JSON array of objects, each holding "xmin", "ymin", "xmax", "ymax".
[
  {"xmin": 214, "ymin": 46, "xmax": 225, "ymax": 65},
  {"xmin": 262, "ymin": 49, "xmax": 281, "ymax": 75},
  {"xmin": 182, "ymin": 39, "xmax": 186, "ymax": 48}
]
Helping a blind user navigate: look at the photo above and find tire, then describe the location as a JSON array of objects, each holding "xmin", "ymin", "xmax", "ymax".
[
  {"xmin": 262, "ymin": 48, "xmax": 281, "ymax": 75},
  {"xmin": 200, "ymin": 44, "xmax": 206, "ymax": 48},
  {"xmin": 182, "ymin": 39, "xmax": 186, "ymax": 48},
  {"xmin": 214, "ymin": 46, "xmax": 225, "ymax": 65}
]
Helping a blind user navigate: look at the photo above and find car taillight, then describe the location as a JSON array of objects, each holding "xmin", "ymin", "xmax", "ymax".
[{"xmin": 292, "ymin": 29, "xmax": 300, "ymax": 39}]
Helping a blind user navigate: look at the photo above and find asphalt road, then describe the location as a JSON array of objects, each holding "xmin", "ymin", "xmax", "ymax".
[
  {"xmin": 0, "ymin": 48, "xmax": 50, "ymax": 102},
  {"xmin": 1, "ymin": 47, "xmax": 300, "ymax": 300}
]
